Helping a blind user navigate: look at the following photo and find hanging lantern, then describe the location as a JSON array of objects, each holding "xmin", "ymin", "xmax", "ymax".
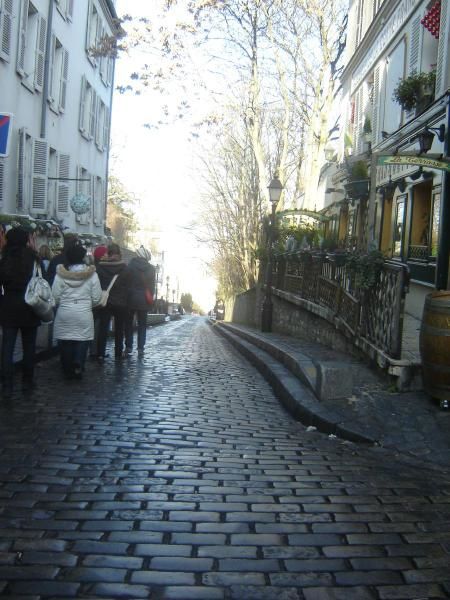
[{"xmin": 70, "ymin": 193, "xmax": 91, "ymax": 215}]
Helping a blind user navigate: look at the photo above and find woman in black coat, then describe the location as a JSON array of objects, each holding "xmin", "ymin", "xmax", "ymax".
[
  {"xmin": 0, "ymin": 227, "xmax": 41, "ymax": 396},
  {"xmin": 124, "ymin": 246, "xmax": 155, "ymax": 358}
]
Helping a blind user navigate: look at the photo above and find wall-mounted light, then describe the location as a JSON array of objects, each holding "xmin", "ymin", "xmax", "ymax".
[{"xmin": 417, "ymin": 124, "xmax": 445, "ymax": 153}]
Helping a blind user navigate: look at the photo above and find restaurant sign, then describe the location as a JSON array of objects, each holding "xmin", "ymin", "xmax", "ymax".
[{"xmin": 377, "ymin": 155, "xmax": 450, "ymax": 172}]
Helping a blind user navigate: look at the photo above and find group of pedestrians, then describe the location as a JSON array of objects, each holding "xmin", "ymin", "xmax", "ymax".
[{"xmin": 0, "ymin": 227, "xmax": 155, "ymax": 397}]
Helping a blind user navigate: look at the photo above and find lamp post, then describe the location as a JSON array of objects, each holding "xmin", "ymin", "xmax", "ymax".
[
  {"xmin": 261, "ymin": 172, "xmax": 283, "ymax": 332},
  {"xmin": 166, "ymin": 276, "xmax": 170, "ymax": 304}
]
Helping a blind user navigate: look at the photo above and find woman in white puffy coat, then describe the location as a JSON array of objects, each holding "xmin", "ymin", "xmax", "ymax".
[{"xmin": 52, "ymin": 242, "xmax": 102, "ymax": 379}]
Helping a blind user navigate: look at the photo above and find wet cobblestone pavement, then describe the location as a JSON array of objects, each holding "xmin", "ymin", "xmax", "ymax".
[{"xmin": 0, "ymin": 316, "xmax": 450, "ymax": 599}]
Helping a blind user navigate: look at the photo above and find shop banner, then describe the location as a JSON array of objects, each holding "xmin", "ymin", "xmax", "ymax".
[
  {"xmin": 0, "ymin": 113, "xmax": 13, "ymax": 157},
  {"xmin": 377, "ymin": 154, "xmax": 450, "ymax": 172}
]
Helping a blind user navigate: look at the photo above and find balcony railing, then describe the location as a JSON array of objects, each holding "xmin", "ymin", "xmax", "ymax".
[{"xmin": 271, "ymin": 252, "xmax": 409, "ymax": 360}]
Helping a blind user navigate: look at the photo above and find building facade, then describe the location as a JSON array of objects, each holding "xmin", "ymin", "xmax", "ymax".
[
  {"xmin": 320, "ymin": 0, "xmax": 450, "ymax": 318},
  {"xmin": 0, "ymin": 0, "xmax": 118, "ymax": 238}
]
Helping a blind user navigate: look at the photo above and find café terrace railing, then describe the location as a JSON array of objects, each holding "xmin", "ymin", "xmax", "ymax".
[{"xmin": 271, "ymin": 252, "xmax": 410, "ymax": 360}]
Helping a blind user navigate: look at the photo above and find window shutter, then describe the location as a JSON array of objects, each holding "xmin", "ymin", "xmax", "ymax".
[
  {"xmin": 31, "ymin": 138, "xmax": 48, "ymax": 214},
  {"xmin": 57, "ymin": 153, "xmax": 70, "ymax": 214},
  {"xmin": 0, "ymin": 158, "xmax": 4, "ymax": 205},
  {"xmin": 48, "ymin": 34, "xmax": 56, "ymax": 105},
  {"xmin": 363, "ymin": 0, "xmax": 374, "ymax": 36},
  {"xmin": 17, "ymin": 128, "xmax": 26, "ymax": 210},
  {"xmin": 0, "ymin": 0, "xmax": 13, "ymax": 61},
  {"xmin": 67, "ymin": 0, "xmax": 74, "ymax": 21},
  {"xmin": 79, "ymin": 76, "xmax": 86, "ymax": 133},
  {"xmin": 436, "ymin": 0, "xmax": 449, "ymax": 97},
  {"xmin": 103, "ymin": 107, "xmax": 110, "ymax": 150},
  {"xmin": 93, "ymin": 177, "xmax": 104, "ymax": 225},
  {"xmin": 85, "ymin": 1, "xmax": 91, "ymax": 52},
  {"xmin": 372, "ymin": 65, "xmax": 381, "ymax": 145},
  {"xmin": 34, "ymin": 14, "xmax": 47, "ymax": 91},
  {"xmin": 106, "ymin": 56, "xmax": 112, "ymax": 87},
  {"xmin": 353, "ymin": 88, "xmax": 362, "ymax": 154},
  {"xmin": 408, "ymin": 15, "xmax": 422, "ymax": 75},
  {"xmin": 16, "ymin": 0, "xmax": 29, "ymax": 76},
  {"xmin": 59, "ymin": 48, "xmax": 69, "ymax": 111},
  {"xmin": 89, "ymin": 90, "xmax": 97, "ymax": 139}
]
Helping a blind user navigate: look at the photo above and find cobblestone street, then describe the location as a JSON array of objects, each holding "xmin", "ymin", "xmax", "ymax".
[{"xmin": 0, "ymin": 316, "xmax": 450, "ymax": 599}]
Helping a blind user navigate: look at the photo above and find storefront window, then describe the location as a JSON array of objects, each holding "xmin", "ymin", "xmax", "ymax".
[
  {"xmin": 393, "ymin": 198, "xmax": 405, "ymax": 257},
  {"xmin": 431, "ymin": 190, "xmax": 441, "ymax": 257}
]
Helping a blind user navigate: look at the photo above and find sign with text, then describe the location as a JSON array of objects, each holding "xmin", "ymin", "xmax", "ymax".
[
  {"xmin": 377, "ymin": 154, "xmax": 450, "ymax": 172},
  {"xmin": 0, "ymin": 113, "xmax": 13, "ymax": 157}
]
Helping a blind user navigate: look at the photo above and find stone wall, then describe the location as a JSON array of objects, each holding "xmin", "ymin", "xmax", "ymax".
[{"xmin": 230, "ymin": 285, "xmax": 361, "ymax": 359}]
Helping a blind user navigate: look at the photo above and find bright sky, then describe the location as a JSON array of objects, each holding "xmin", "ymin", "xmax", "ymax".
[{"xmin": 110, "ymin": 1, "xmax": 217, "ymax": 312}]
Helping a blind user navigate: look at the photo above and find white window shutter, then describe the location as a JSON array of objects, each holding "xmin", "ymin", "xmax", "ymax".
[
  {"xmin": 0, "ymin": 158, "xmax": 4, "ymax": 205},
  {"xmin": 57, "ymin": 153, "xmax": 70, "ymax": 214},
  {"xmin": 79, "ymin": 76, "xmax": 87, "ymax": 133},
  {"xmin": 103, "ymin": 106, "xmax": 110, "ymax": 150},
  {"xmin": 0, "ymin": 0, "xmax": 13, "ymax": 61},
  {"xmin": 85, "ymin": 1, "xmax": 92, "ymax": 52},
  {"xmin": 34, "ymin": 14, "xmax": 47, "ymax": 91},
  {"xmin": 59, "ymin": 49, "xmax": 69, "ymax": 112},
  {"xmin": 17, "ymin": 128, "xmax": 26, "ymax": 210},
  {"xmin": 372, "ymin": 65, "xmax": 381, "ymax": 145},
  {"xmin": 67, "ymin": 0, "xmax": 74, "ymax": 21},
  {"xmin": 93, "ymin": 177, "xmax": 104, "ymax": 225},
  {"xmin": 89, "ymin": 90, "xmax": 97, "ymax": 139},
  {"xmin": 353, "ymin": 88, "xmax": 362, "ymax": 154},
  {"xmin": 48, "ymin": 34, "xmax": 56, "ymax": 104},
  {"xmin": 436, "ymin": 0, "xmax": 449, "ymax": 97},
  {"xmin": 16, "ymin": 0, "xmax": 29, "ymax": 76},
  {"xmin": 31, "ymin": 138, "xmax": 48, "ymax": 214},
  {"xmin": 106, "ymin": 56, "xmax": 114, "ymax": 87}
]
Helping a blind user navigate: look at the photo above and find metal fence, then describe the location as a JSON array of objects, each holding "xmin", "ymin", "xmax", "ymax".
[{"xmin": 272, "ymin": 252, "xmax": 409, "ymax": 359}]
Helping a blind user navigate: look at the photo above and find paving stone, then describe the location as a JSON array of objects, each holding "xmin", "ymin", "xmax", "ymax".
[
  {"xmin": 303, "ymin": 587, "xmax": 375, "ymax": 599},
  {"xmin": 1, "ymin": 318, "xmax": 450, "ymax": 598},
  {"xmin": 376, "ymin": 583, "xmax": 448, "ymax": 599}
]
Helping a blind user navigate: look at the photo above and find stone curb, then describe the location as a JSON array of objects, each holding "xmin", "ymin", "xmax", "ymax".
[{"xmin": 210, "ymin": 320, "xmax": 374, "ymax": 445}]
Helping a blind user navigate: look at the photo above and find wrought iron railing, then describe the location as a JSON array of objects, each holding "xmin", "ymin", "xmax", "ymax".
[{"xmin": 271, "ymin": 252, "xmax": 409, "ymax": 359}]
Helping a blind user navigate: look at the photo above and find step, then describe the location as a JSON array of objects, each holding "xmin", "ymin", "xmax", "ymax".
[{"xmin": 211, "ymin": 321, "xmax": 374, "ymax": 445}]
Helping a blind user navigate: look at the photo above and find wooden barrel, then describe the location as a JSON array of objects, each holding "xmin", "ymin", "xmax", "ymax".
[{"xmin": 420, "ymin": 291, "xmax": 450, "ymax": 401}]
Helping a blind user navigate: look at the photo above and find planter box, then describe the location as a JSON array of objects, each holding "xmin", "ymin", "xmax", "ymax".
[{"xmin": 344, "ymin": 179, "xmax": 370, "ymax": 199}]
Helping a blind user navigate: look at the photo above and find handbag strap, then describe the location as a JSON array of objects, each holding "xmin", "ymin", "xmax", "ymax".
[
  {"xmin": 106, "ymin": 274, "xmax": 119, "ymax": 293},
  {"xmin": 34, "ymin": 262, "xmax": 43, "ymax": 278}
]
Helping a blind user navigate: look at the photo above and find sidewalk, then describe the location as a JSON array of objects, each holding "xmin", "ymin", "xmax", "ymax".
[{"xmin": 213, "ymin": 321, "xmax": 450, "ymax": 470}]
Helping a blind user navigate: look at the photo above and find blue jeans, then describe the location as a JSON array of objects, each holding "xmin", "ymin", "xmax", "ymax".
[
  {"xmin": 125, "ymin": 310, "xmax": 148, "ymax": 351},
  {"xmin": 58, "ymin": 340, "xmax": 89, "ymax": 378},
  {"xmin": 1, "ymin": 326, "xmax": 38, "ymax": 384}
]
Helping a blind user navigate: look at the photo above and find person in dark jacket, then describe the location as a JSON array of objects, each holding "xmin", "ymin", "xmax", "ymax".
[
  {"xmin": 96, "ymin": 243, "xmax": 131, "ymax": 361},
  {"xmin": 124, "ymin": 246, "xmax": 156, "ymax": 358},
  {"xmin": 0, "ymin": 227, "xmax": 41, "ymax": 396},
  {"xmin": 46, "ymin": 233, "xmax": 78, "ymax": 285}
]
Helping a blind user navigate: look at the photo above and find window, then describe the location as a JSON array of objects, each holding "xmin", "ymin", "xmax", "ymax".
[
  {"xmin": 57, "ymin": 152, "xmax": 70, "ymax": 215},
  {"xmin": 86, "ymin": 1, "xmax": 100, "ymax": 65},
  {"xmin": 17, "ymin": 1, "xmax": 47, "ymax": 92},
  {"xmin": 79, "ymin": 76, "xmax": 97, "ymax": 139},
  {"xmin": 76, "ymin": 166, "xmax": 92, "ymax": 225},
  {"xmin": 393, "ymin": 197, "xmax": 406, "ymax": 258},
  {"xmin": 17, "ymin": 129, "xmax": 48, "ymax": 214},
  {"xmin": 430, "ymin": 189, "xmax": 441, "ymax": 257},
  {"xmin": 0, "ymin": 0, "xmax": 13, "ymax": 61},
  {"xmin": 382, "ymin": 40, "xmax": 405, "ymax": 132},
  {"xmin": 95, "ymin": 100, "xmax": 109, "ymax": 151},
  {"xmin": 93, "ymin": 176, "xmax": 104, "ymax": 225},
  {"xmin": 55, "ymin": 0, "xmax": 73, "ymax": 21},
  {"xmin": 49, "ymin": 36, "xmax": 69, "ymax": 113}
]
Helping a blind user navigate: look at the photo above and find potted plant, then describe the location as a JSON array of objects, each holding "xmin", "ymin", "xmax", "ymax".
[
  {"xmin": 344, "ymin": 160, "xmax": 370, "ymax": 199},
  {"xmin": 393, "ymin": 71, "xmax": 436, "ymax": 113}
]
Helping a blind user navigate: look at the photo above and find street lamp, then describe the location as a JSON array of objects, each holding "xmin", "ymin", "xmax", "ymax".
[
  {"xmin": 261, "ymin": 172, "xmax": 283, "ymax": 332},
  {"xmin": 155, "ymin": 264, "xmax": 160, "ymax": 301},
  {"xmin": 166, "ymin": 276, "xmax": 170, "ymax": 303}
]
